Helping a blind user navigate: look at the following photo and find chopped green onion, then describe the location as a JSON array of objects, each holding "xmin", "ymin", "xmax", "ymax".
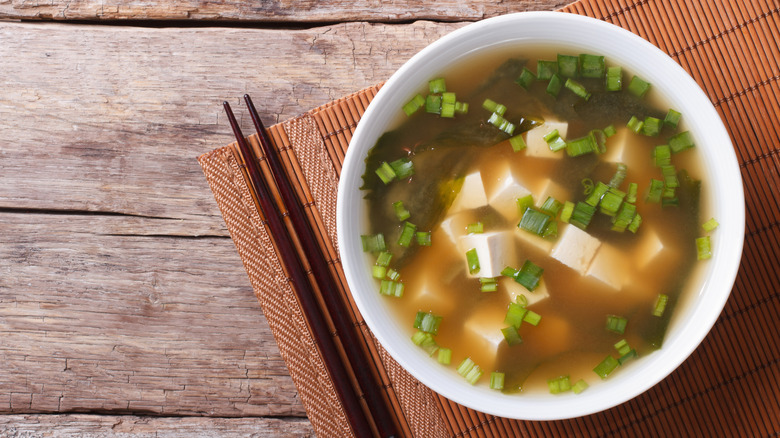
[
  {"xmin": 641, "ymin": 116, "xmax": 663, "ymax": 136},
  {"xmin": 490, "ymin": 372, "xmax": 505, "ymax": 390},
  {"xmin": 628, "ymin": 75, "xmax": 651, "ymax": 98},
  {"xmin": 579, "ymin": 54, "xmax": 605, "ymax": 78},
  {"xmin": 646, "ymin": 179, "xmax": 664, "ymax": 203},
  {"xmin": 402, "ymin": 94, "xmax": 426, "ymax": 116},
  {"xmin": 543, "ymin": 129, "xmax": 560, "ymax": 143},
  {"xmin": 662, "ymin": 196, "xmax": 679, "ymax": 208},
  {"xmin": 386, "ymin": 268, "xmax": 400, "ymax": 281},
  {"xmin": 696, "ymin": 236, "xmax": 712, "ymax": 260},
  {"xmin": 515, "ymin": 67, "xmax": 536, "ymax": 89},
  {"xmin": 611, "ymin": 202, "xmax": 637, "ymax": 232},
  {"xmin": 467, "ymin": 222, "xmax": 484, "ymax": 234},
  {"xmin": 605, "ymin": 66, "xmax": 623, "ymax": 91},
  {"xmin": 542, "ymin": 220, "xmax": 558, "ymax": 239},
  {"xmin": 372, "ymin": 265, "xmax": 386, "ymax": 279},
  {"xmin": 564, "ymin": 78, "xmax": 591, "ymax": 100},
  {"xmin": 379, "ymin": 279, "xmax": 404, "ymax": 297},
  {"xmin": 600, "ymin": 188, "xmax": 626, "ymax": 217},
  {"xmin": 702, "ymin": 218, "xmax": 720, "ymax": 232},
  {"xmin": 572, "ymin": 379, "xmax": 589, "ymax": 394},
  {"xmin": 454, "ymin": 101, "xmax": 469, "ymax": 115},
  {"xmin": 653, "ymin": 145, "xmax": 672, "ymax": 167},
  {"xmin": 416, "ymin": 231, "xmax": 432, "ymax": 246},
  {"xmin": 437, "ymin": 347, "xmax": 452, "ymax": 365},
  {"xmin": 487, "ymin": 112, "xmax": 515, "ymax": 135},
  {"xmin": 548, "ymin": 375, "xmax": 572, "ymax": 394},
  {"xmin": 504, "ymin": 302, "xmax": 528, "ymax": 329},
  {"xmin": 509, "ymin": 134, "xmax": 527, "ymax": 152},
  {"xmin": 558, "ymin": 54, "xmax": 579, "ymax": 77},
  {"xmin": 361, "ymin": 233, "xmax": 386, "ymax": 253},
  {"xmin": 581, "ymin": 178, "xmax": 595, "ymax": 195},
  {"xmin": 546, "ymin": 133, "xmax": 567, "ymax": 152},
  {"xmin": 566, "ymin": 131, "xmax": 598, "ymax": 156},
  {"xmin": 591, "ymin": 129, "xmax": 607, "ymax": 154},
  {"xmin": 440, "ymin": 102, "xmax": 456, "ymax": 118},
  {"xmin": 441, "ymin": 91, "xmax": 456, "ymax": 105},
  {"xmin": 603, "ymin": 124, "xmax": 617, "ymax": 137},
  {"xmin": 628, "ymin": 213, "xmax": 642, "ymax": 233},
  {"xmin": 606, "ymin": 315, "xmax": 628, "ymax": 334},
  {"xmin": 627, "ymin": 115, "xmax": 644, "ymax": 134},
  {"xmin": 614, "ymin": 339, "xmax": 631, "ymax": 356},
  {"xmin": 585, "ymin": 181, "xmax": 610, "ymax": 207},
  {"xmin": 501, "ymin": 326, "xmax": 523, "ymax": 346},
  {"xmin": 466, "ymin": 248, "xmax": 480, "ymax": 274},
  {"xmin": 482, "ymin": 98, "xmax": 507, "ymax": 116},
  {"xmin": 626, "ymin": 182, "xmax": 638, "ymax": 203},
  {"xmin": 669, "ymin": 130, "xmax": 695, "ymax": 153},
  {"xmin": 375, "ymin": 161, "xmax": 396, "ymax": 184},
  {"xmin": 414, "ymin": 311, "xmax": 443, "ymax": 335},
  {"xmin": 516, "ymin": 294, "xmax": 529, "ymax": 307},
  {"xmin": 397, "ymin": 221, "xmax": 417, "ymax": 247},
  {"xmin": 425, "ymin": 94, "xmax": 442, "ymax": 114},
  {"xmin": 609, "ymin": 163, "xmax": 628, "ymax": 188},
  {"xmin": 570, "ymin": 201, "xmax": 597, "ymax": 230},
  {"xmin": 618, "ymin": 349, "xmax": 638, "ymax": 364},
  {"xmin": 393, "ymin": 200, "xmax": 411, "ymax": 221},
  {"xmin": 546, "ymin": 73, "xmax": 563, "ymax": 97},
  {"xmin": 540, "ymin": 197, "xmax": 563, "ymax": 217},
  {"xmin": 411, "ymin": 330, "xmax": 438, "ymax": 356},
  {"xmin": 536, "ymin": 60, "xmax": 558, "ymax": 80},
  {"xmin": 514, "ymin": 260, "xmax": 544, "ymax": 292},
  {"xmin": 661, "ymin": 164, "xmax": 680, "ymax": 188},
  {"xmin": 560, "ymin": 201, "xmax": 575, "ymax": 223},
  {"xmin": 457, "ymin": 357, "xmax": 483, "ymax": 385},
  {"xmin": 664, "ymin": 108, "xmax": 682, "ymax": 128},
  {"xmin": 480, "ymin": 277, "xmax": 498, "ymax": 292},
  {"xmin": 516, "ymin": 194, "xmax": 534, "ymax": 215},
  {"xmin": 593, "ymin": 355, "xmax": 620, "ymax": 379},
  {"xmin": 376, "ymin": 251, "xmax": 393, "ymax": 267},
  {"xmin": 519, "ymin": 209, "xmax": 551, "ymax": 236},
  {"xmin": 389, "ymin": 157, "xmax": 414, "ymax": 179},
  {"xmin": 523, "ymin": 309, "xmax": 542, "ymax": 326},
  {"xmin": 652, "ymin": 294, "xmax": 669, "ymax": 317},
  {"xmin": 428, "ymin": 77, "xmax": 446, "ymax": 94}
]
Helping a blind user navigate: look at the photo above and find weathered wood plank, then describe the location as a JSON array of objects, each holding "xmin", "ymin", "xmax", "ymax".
[
  {"xmin": 0, "ymin": 0, "xmax": 568, "ymax": 22},
  {"xmin": 0, "ymin": 414, "xmax": 314, "ymax": 436}
]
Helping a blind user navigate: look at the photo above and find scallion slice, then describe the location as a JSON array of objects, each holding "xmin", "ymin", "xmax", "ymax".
[
  {"xmin": 454, "ymin": 101, "xmax": 469, "ymax": 115},
  {"xmin": 573, "ymin": 379, "xmax": 589, "ymax": 394},
  {"xmin": 546, "ymin": 133, "xmax": 567, "ymax": 152},
  {"xmin": 548, "ymin": 375, "xmax": 572, "ymax": 394},
  {"xmin": 600, "ymin": 188, "xmax": 626, "ymax": 217},
  {"xmin": 393, "ymin": 200, "xmax": 411, "ymax": 221},
  {"xmin": 566, "ymin": 131, "xmax": 598, "ymax": 156},
  {"xmin": 564, "ymin": 78, "xmax": 591, "ymax": 100},
  {"xmin": 558, "ymin": 54, "xmax": 579, "ymax": 77},
  {"xmin": 482, "ymin": 98, "xmax": 507, "ymax": 116},
  {"xmin": 487, "ymin": 112, "xmax": 515, "ymax": 135},
  {"xmin": 542, "ymin": 220, "xmax": 558, "ymax": 239},
  {"xmin": 702, "ymin": 218, "xmax": 719, "ymax": 232},
  {"xmin": 603, "ymin": 123, "xmax": 617, "ymax": 137},
  {"xmin": 628, "ymin": 213, "xmax": 642, "ymax": 233},
  {"xmin": 466, "ymin": 248, "xmax": 480, "ymax": 274},
  {"xmin": 490, "ymin": 372, "xmax": 506, "ymax": 390},
  {"xmin": 516, "ymin": 260, "xmax": 544, "ymax": 291},
  {"xmin": 361, "ymin": 233, "xmax": 386, "ymax": 253},
  {"xmin": 379, "ymin": 279, "xmax": 404, "ymax": 297},
  {"xmin": 467, "ymin": 222, "xmax": 484, "ymax": 234},
  {"xmin": 653, "ymin": 145, "xmax": 671, "ymax": 167},
  {"xmin": 661, "ymin": 164, "xmax": 680, "ymax": 188},
  {"xmin": 669, "ymin": 130, "xmax": 695, "ymax": 153},
  {"xmin": 501, "ymin": 326, "xmax": 523, "ymax": 346},
  {"xmin": 509, "ymin": 134, "xmax": 527, "ymax": 152},
  {"xmin": 425, "ymin": 94, "xmax": 442, "ymax": 115},
  {"xmin": 411, "ymin": 330, "xmax": 438, "ymax": 356},
  {"xmin": 536, "ymin": 60, "xmax": 558, "ymax": 80},
  {"xmin": 696, "ymin": 236, "xmax": 712, "ymax": 260},
  {"xmin": 611, "ymin": 202, "xmax": 637, "ymax": 232},
  {"xmin": 627, "ymin": 115, "xmax": 644, "ymax": 134},
  {"xmin": 618, "ymin": 349, "xmax": 638, "ymax": 364},
  {"xmin": 457, "ymin": 357, "xmax": 483, "ymax": 385},
  {"xmin": 546, "ymin": 73, "xmax": 563, "ymax": 97},
  {"xmin": 585, "ymin": 181, "xmax": 610, "ymax": 207},
  {"xmin": 646, "ymin": 179, "xmax": 664, "ymax": 203},
  {"xmin": 519, "ymin": 209, "xmax": 551, "ymax": 236},
  {"xmin": 606, "ymin": 315, "xmax": 628, "ymax": 334},
  {"xmin": 479, "ymin": 277, "xmax": 498, "ymax": 293},
  {"xmin": 540, "ymin": 197, "xmax": 563, "ymax": 217},
  {"xmin": 416, "ymin": 231, "xmax": 432, "ymax": 246},
  {"xmin": 428, "ymin": 77, "xmax": 446, "ymax": 94},
  {"xmin": 626, "ymin": 182, "xmax": 638, "ymax": 204},
  {"xmin": 664, "ymin": 108, "xmax": 682, "ymax": 128},
  {"xmin": 579, "ymin": 53, "xmax": 605, "ymax": 78},
  {"xmin": 570, "ymin": 201, "xmax": 597, "ymax": 230},
  {"xmin": 628, "ymin": 75, "xmax": 651, "ymax": 98},
  {"xmin": 614, "ymin": 339, "xmax": 631, "ymax": 356},
  {"xmin": 523, "ymin": 309, "xmax": 542, "ymax": 326},
  {"xmin": 376, "ymin": 251, "xmax": 393, "ymax": 267},
  {"xmin": 504, "ymin": 302, "xmax": 528, "ymax": 329},
  {"xmin": 372, "ymin": 265, "xmax": 386, "ymax": 279},
  {"xmin": 517, "ymin": 194, "xmax": 534, "ymax": 215},
  {"xmin": 609, "ymin": 163, "xmax": 628, "ymax": 188},
  {"xmin": 437, "ymin": 347, "xmax": 452, "ymax": 365},
  {"xmin": 560, "ymin": 201, "xmax": 575, "ymax": 223},
  {"xmin": 652, "ymin": 293, "xmax": 669, "ymax": 317},
  {"xmin": 389, "ymin": 157, "xmax": 414, "ymax": 179},
  {"xmin": 402, "ymin": 94, "xmax": 426, "ymax": 116},
  {"xmin": 515, "ymin": 67, "xmax": 536, "ymax": 89},
  {"xmin": 641, "ymin": 116, "xmax": 663, "ymax": 136},
  {"xmin": 375, "ymin": 161, "xmax": 396, "ymax": 184},
  {"xmin": 593, "ymin": 355, "xmax": 619, "ymax": 379},
  {"xmin": 386, "ymin": 268, "xmax": 400, "ymax": 281},
  {"xmin": 605, "ymin": 66, "xmax": 623, "ymax": 91},
  {"xmin": 414, "ymin": 311, "xmax": 443, "ymax": 335},
  {"xmin": 397, "ymin": 221, "xmax": 417, "ymax": 247}
]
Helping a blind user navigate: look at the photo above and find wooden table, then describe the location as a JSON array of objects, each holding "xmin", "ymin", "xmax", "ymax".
[{"xmin": 0, "ymin": 1, "xmax": 567, "ymax": 435}]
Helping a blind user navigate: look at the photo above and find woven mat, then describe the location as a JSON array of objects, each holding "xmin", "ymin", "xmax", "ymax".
[{"xmin": 199, "ymin": 0, "xmax": 780, "ymax": 436}]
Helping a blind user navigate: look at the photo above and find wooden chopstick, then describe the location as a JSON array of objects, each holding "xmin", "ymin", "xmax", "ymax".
[
  {"xmin": 223, "ymin": 101, "xmax": 376, "ymax": 438},
  {"xmin": 243, "ymin": 94, "xmax": 399, "ymax": 438}
]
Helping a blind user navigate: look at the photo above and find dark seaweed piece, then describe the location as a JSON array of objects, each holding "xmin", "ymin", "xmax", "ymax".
[{"xmin": 470, "ymin": 58, "xmax": 529, "ymax": 97}]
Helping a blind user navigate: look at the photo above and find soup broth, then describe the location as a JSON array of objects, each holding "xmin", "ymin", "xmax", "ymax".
[{"xmin": 360, "ymin": 47, "xmax": 709, "ymax": 393}]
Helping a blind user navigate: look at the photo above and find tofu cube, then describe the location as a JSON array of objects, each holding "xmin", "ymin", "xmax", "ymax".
[
  {"xmin": 514, "ymin": 226, "xmax": 555, "ymax": 255},
  {"xmin": 586, "ymin": 244, "xmax": 629, "ymax": 291},
  {"xmin": 551, "ymin": 224, "xmax": 601, "ymax": 275},
  {"xmin": 439, "ymin": 210, "xmax": 479, "ymax": 248},
  {"xmin": 525, "ymin": 120, "xmax": 568, "ymax": 159},
  {"xmin": 486, "ymin": 165, "xmax": 532, "ymax": 221},
  {"xmin": 462, "ymin": 305, "xmax": 507, "ymax": 369},
  {"xmin": 534, "ymin": 179, "xmax": 570, "ymax": 206},
  {"xmin": 459, "ymin": 231, "xmax": 516, "ymax": 278},
  {"xmin": 636, "ymin": 227, "xmax": 665, "ymax": 269},
  {"xmin": 602, "ymin": 127, "xmax": 631, "ymax": 163},
  {"xmin": 448, "ymin": 171, "xmax": 488, "ymax": 214},
  {"xmin": 409, "ymin": 274, "xmax": 458, "ymax": 316},
  {"xmin": 502, "ymin": 277, "xmax": 550, "ymax": 307}
]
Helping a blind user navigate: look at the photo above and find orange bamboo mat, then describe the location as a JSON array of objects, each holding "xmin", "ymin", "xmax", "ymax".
[{"xmin": 199, "ymin": 0, "xmax": 780, "ymax": 436}]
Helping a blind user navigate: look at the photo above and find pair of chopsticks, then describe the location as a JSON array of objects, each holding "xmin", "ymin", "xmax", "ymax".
[{"xmin": 224, "ymin": 96, "xmax": 399, "ymax": 438}]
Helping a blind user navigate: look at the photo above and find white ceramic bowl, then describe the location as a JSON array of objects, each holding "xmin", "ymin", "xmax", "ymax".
[{"xmin": 337, "ymin": 11, "xmax": 744, "ymax": 420}]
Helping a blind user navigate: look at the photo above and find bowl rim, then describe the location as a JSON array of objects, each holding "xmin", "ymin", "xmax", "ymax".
[{"xmin": 337, "ymin": 11, "xmax": 745, "ymax": 420}]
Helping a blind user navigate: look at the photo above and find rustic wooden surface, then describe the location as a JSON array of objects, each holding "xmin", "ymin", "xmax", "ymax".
[{"xmin": 0, "ymin": 2, "xmax": 566, "ymax": 435}]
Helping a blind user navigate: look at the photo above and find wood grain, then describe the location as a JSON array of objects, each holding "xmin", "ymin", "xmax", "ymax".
[
  {"xmin": 0, "ymin": 18, "xmax": 460, "ymax": 424},
  {"xmin": 0, "ymin": 0, "xmax": 568, "ymax": 22}
]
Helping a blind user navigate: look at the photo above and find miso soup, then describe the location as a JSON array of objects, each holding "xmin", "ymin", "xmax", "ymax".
[{"xmin": 359, "ymin": 47, "xmax": 712, "ymax": 394}]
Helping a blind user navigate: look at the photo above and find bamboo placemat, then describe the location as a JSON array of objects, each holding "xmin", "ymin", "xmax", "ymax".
[{"xmin": 199, "ymin": 0, "xmax": 780, "ymax": 436}]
